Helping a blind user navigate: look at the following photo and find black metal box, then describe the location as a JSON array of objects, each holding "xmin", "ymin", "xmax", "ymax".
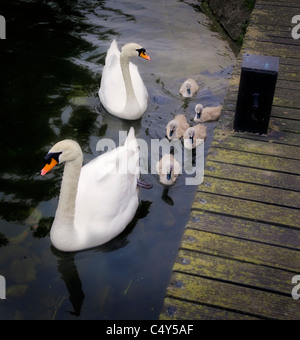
[{"xmin": 234, "ymin": 53, "xmax": 279, "ymax": 134}]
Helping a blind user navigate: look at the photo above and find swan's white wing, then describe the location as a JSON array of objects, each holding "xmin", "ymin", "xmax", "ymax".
[
  {"xmin": 99, "ymin": 40, "xmax": 126, "ymax": 114},
  {"xmin": 74, "ymin": 129, "xmax": 139, "ymax": 243}
]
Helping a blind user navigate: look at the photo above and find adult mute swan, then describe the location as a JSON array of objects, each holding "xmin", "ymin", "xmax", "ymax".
[
  {"xmin": 194, "ymin": 104, "xmax": 222, "ymax": 122},
  {"xmin": 183, "ymin": 124, "xmax": 207, "ymax": 150},
  {"xmin": 99, "ymin": 40, "xmax": 151, "ymax": 120},
  {"xmin": 179, "ymin": 78, "xmax": 199, "ymax": 98},
  {"xmin": 41, "ymin": 128, "xmax": 143, "ymax": 252},
  {"xmin": 166, "ymin": 114, "xmax": 189, "ymax": 140}
]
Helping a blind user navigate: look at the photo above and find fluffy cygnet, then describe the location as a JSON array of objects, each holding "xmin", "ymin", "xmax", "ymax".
[
  {"xmin": 194, "ymin": 104, "xmax": 222, "ymax": 122},
  {"xmin": 156, "ymin": 154, "xmax": 181, "ymax": 186},
  {"xmin": 166, "ymin": 114, "xmax": 189, "ymax": 140},
  {"xmin": 179, "ymin": 78, "xmax": 199, "ymax": 98},
  {"xmin": 183, "ymin": 124, "xmax": 207, "ymax": 150}
]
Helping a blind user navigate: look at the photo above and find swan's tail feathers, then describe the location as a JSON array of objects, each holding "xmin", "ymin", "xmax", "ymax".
[
  {"xmin": 123, "ymin": 127, "xmax": 140, "ymax": 176},
  {"xmin": 128, "ymin": 126, "xmax": 135, "ymax": 138},
  {"xmin": 124, "ymin": 127, "xmax": 137, "ymax": 149},
  {"xmin": 105, "ymin": 39, "xmax": 120, "ymax": 64}
]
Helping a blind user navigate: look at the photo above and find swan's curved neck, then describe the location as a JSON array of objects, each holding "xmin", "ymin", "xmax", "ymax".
[
  {"xmin": 120, "ymin": 52, "xmax": 140, "ymax": 113},
  {"xmin": 55, "ymin": 157, "xmax": 82, "ymax": 223},
  {"xmin": 50, "ymin": 156, "xmax": 83, "ymax": 251}
]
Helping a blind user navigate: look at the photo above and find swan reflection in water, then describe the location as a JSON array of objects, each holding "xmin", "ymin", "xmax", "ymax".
[{"xmin": 50, "ymin": 200, "xmax": 151, "ymax": 317}]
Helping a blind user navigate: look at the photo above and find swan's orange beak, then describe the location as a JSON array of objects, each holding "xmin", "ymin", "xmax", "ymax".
[
  {"xmin": 41, "ymin": 158, "xmax": 58, "ymax": 176},
  {"xmin": 139, "ymin": 51, "xmax": 151, "ymax": 61}
]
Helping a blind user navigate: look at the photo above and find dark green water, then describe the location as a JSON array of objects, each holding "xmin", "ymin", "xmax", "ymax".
[{"xmin": 0, "ymin": 0, "xmax": 235, "ymax": 319}]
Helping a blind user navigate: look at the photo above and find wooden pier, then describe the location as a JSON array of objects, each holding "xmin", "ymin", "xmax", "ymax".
[{"xmin": 160, "ymin": 0, "xmax": 300, "ymax": 320}]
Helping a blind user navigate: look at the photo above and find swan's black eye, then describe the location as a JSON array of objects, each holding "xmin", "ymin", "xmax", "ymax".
[
  {"xmin": 44, "ymin": 152, "xmax": 62, "ymax": 164},
  {"xmin": 136, "ymin": 48, "xmax": 146, "ymax": 56}
]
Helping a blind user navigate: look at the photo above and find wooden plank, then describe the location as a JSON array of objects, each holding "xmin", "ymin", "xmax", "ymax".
[
  {"xmin": 204, "ymin": 160, "xmax": 300, "ymax": 191},
  {"xmin": 228, "ymin": 59, "xmax": 300, "ymax": 80},
  {"xmin": 269, "ymin": 32, "xmax": 297, "ymax": 40},
  {"xmin": 259, "ymin": 1, "xmax": 300, "ymax": 8},
  {"xmin": 259, "ymin": 0, "xmax": 300, "ymax": 7},
  {"xmin": 246, "ymin": 23, "xmax": 293, "ymax": 36},
  {"xmin": 247, "ymin": 35, "xmax": 300, "ymax": 47},
  {"xmin": 207, "ymin": 148, "xmax": 300, "ymax": 175},
  {"xmin": 224, "ymin": 99, "xmax": 300, "ymax": 123},
  {"xmin": 250, "ymin": 8, "xmax": 298, "ymax": 27},
  {"xmin": 277, "ymin": 73, "xmax": 300, "ymax": 83},
  {"xmin": 214, "ymin": 123, "xmax": 300, "ymax": 146},
  {"xmin": 272, "ymin": 106, "xmax": 300, "ymax": 120},
  {"xmin": 214, "ymin": 114, "xmax": 300, "ymax": 147},
  {"xmin": 212, "ymin": 136, "xmax": 300, "ymax": 160},
  {"xmin": 193, "ymin": 192, "xmax": 300, "ymax": 229},
  {"xmin": 273, "ymin": 88, "xmax": 300, "ymax": 109},
  {"xmin": 233, "ymin": 56, "xmax": 300, "ymax": 72},
  {"xmin": 187, "ymin": 210, "xmax": 300, "ymax": 249},
  {"xmin": 165, "ymin": 272, "xmax": 300, "ymax": 320},
  {"xmin": 160, "ymin": 297, "xmax": 259, "ymax": 320},
  {"xmin": 234, "ymin": 54, "xmax": 300, "ymax": 69},
  {"xmin": 245, "ymin": 26, "xmax": 300, "ymax": 45},
  {"xmin": 276, "ymin": 81, "xmax": 300, "ymax": 92},
  {"xmin": 197, "ymin": 177, "xmax": 300, "ymax": 209},
  {"xmin": 181, "ymin": 229, "xmax": 300, "ymax": 272},
  {"xmin": 174, "ymin": 249, "xmax": 298, "ymax": 295},
  {"xmin": 227, "ymin": 88, "xmax": 300, "ymax": 109},
  {"xmin": 242, "ymin": 40, "xmax": 300, "ymax": 59},
  {"xmin": 273, "ymin": 96, "xmax": 300, "ymax": 110},
  {"xmin": 272, "ymin": 117, "xmax": 300, "ymax": 134},
  {"xmin": 278, "ymin": 64, "xmax": 300, "ymax": 79},
  {"xmin": 214, "ymin": 108, "xmax": 300, "ymax": 145},
  {"xmin": 276, "ymin": 57, "xmax": 300, "ymax": 66}
]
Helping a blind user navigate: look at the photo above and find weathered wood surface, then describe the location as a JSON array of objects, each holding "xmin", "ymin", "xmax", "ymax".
[
  {"xmin": 186, "ymin": 210, "xmax": 300, "ymax": 249},
  {"xmin": 160, "ymin": 0, "xmax": 300, "ymax": 320},
  {"xmin": 164, "ymin": 273, "xmax": 300, "ymax": 320}
]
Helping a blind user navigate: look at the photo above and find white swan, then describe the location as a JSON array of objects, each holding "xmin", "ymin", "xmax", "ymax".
[
  {"xmin": 194, "ymin": 104, "xmax": 222, "ymax": 122},
  {"xmin": 179, "ymin": 78, "xmax": 199, "ymax": 98},
  {"xmin": 156, "ymin": 154, "xmax": 181, "ymax": 186},
  {"xmin": 166, "ymin": 114, "xmax": 189, "ymax": 140},
  {"xmin": 41, "ymin": 128, "xmax": 142, "ymax": 252},
  {"xmin": 99, "ymin": 40, "xmax": 150, "ymax": 120},
  {"xmin": 183, "ymin": 124, "xmax": 207, "ymax": 150}
]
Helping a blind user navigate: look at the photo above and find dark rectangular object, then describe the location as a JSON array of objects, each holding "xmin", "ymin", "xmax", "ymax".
[{"xmin": 234, "ymin": 53, "xmax": 279, "ymax": 134}]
